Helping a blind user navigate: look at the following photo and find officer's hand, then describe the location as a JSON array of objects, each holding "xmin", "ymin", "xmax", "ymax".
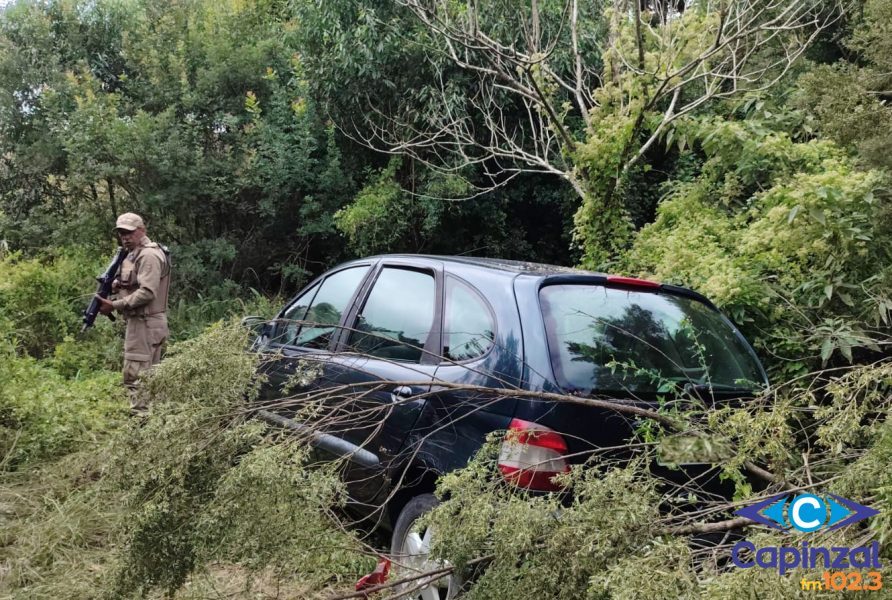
[
  {"xmin": 95, "ymin": 295, "xmax": 115, "ymax": 315},
  {"xmin": 111, "ymin": 278, "xmax": 121, "ymax": 292}
]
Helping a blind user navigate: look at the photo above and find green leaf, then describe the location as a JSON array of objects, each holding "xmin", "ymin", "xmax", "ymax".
[
  {"xmin": 787, "ymin": 204, "xmax": 801, "ymax": 224},
  {"xmin": 820, "ymin": 338, "xmax": 834, "ymax": 363},
  {"xmin": 824, "ymin": 284, "xmax": 833, "ymax": 300},
  {"xmin": 809, "ymin": 207, "xmax": 826, "ymax": 225},
  {"xmin": 838, "ymin": 339, "xmax": 853, "ymax": 363}
]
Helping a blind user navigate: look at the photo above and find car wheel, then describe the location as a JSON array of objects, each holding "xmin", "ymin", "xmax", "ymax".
[{"xmin": 390, "ymin": 493, "xmax": 459, "ymax": 600}]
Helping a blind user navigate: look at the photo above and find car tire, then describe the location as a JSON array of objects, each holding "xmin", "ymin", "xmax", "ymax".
[{"xmin": 390, "ymin": 493, "xmax": 460, "ymax": 600}]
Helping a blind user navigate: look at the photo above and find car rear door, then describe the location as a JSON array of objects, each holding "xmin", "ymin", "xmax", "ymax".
[{"xmin": 416, "ymin": 273, "xmax": 522, "ymax": 475}]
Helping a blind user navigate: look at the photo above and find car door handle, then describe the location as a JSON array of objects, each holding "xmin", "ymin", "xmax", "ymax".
[{"xmin": 390, "ymin": 386, "xmax": 413, "ymax": 403}]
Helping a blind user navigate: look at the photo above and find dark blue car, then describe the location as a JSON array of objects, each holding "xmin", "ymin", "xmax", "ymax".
[{"xmin": 250, "ymin": 255, "xmax": 768, "ymax": 598}]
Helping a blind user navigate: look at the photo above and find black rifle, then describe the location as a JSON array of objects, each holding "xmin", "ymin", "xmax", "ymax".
[{"xmin": 82, "ymin": 247, "xmax": 127, "ymax": 332}]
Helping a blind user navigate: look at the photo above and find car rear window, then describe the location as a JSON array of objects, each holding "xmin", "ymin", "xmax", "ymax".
[
  {"xmin": 443, "ymin": 277, "xmax": 495, "ymax": 362},
  {"xmin": 539, "ymin": 284, "xmax": 765, "ymax": 394}
]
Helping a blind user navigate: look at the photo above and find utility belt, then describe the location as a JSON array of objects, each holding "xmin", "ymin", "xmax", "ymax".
[{"xmin": 122, "ymin": 307, "xmax": 168, "ymax": 319}]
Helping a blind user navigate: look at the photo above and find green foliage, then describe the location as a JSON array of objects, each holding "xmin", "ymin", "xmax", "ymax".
[
  {"xmin": 167, "ymin": 288, "xmax": 280, "ymax": 342},
  {"xmin": 831, "ymin": 421, "xmax": 892, "ymax": 550},
  {"xmin": 0, "ymin": 0, "xmax": 354, "ymax": 297},
  {"xmin": 428, "ymin": 438, "xmax": 662, "ymax": 599},
  {"xmin": 572, "ymin": 111, "xmax": 638, "ymax": 268},
  {"xmin": 1, "ymin": 0, "xmax": 590, "ymax": 291},
  {"xmin": 795, "ymin": 0, "xmax": 892, "ymax": 171},
  {"xmin": 620, "ymin": 119, "xmax": 891, "ymax": 377},
  {"xmin": 815, "ymin": 361, "xmax": 892, "ymax": 455},
  {"xmin": 192, "ymin": 442, "xmax": 370, "ymax": 579},
  {"xmin": 335, "ymin": 158, "xmax": 419, "ymax": 255},
  {"xmin": 0, "ymin": 250, "xmax": 122, "ymax": 469},
  {"xmin": 166, "ymin": 237, "xmax": 240, "ymax": 300},
  {"xmin": 0, "ymin": 448, "xmax": 125, "ymax": 599},
  {"xmin": 334, "ymin": 158, "xmax": 446, "ymax": 255},
  {"xmin": 0, "ymin": 340, "xmax": 124, "ymax": 470},
  {"xmin": 0, "ymin": 249, "xmax": 106, "ymax": 357},
  {"xmin": 0, "ymin": 319, "xmax": 371, "ymax": 600},
  {"xmin": 0, "ymin": 249, "xmax": 124, "ymax": 472},
  {"xmin": 106, "ymin": 321, "xmax": 370, "ymax": 597},
  {"xmin": 420, "ymin": 358, "xmax": 892, "ymax": 598},
  {"xmin": 588, "ymin": 538, "xmax": 698, "ymax": 600},
  {"xmin": 705, "ymin": 394, "xmax": 797, "ymax": 496},
  {"xmin": 0, "ymin": 1, "xmax": 890, "ymax": 597}
]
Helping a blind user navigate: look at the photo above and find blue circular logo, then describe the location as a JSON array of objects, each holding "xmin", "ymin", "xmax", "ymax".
[{"xmin": 789, "ymin": 494, "xmax": 827, "ymax": 532}]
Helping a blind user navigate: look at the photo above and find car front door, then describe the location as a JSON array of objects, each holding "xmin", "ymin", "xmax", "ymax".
[
  {"xmin": 326, "ymin": 260, "xmax": 444, "ymax": 507},
  {"xmin": 255, "ymin": 263, "xmax": 374, "ymax": 441}
]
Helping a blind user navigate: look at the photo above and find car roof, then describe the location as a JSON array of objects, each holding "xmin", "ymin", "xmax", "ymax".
[
  {"xmin": 366, "ymin": 254, "xmax": 600, "ymax": 276},
  {"xmin": 356, "ymin": 254, "xmax": 715, "ymax": 308}
]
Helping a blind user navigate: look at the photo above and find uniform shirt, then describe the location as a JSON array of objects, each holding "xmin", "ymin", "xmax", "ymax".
[{"xmin": 112, "ymin": 236, "xmax": 168, "ymax": 313}]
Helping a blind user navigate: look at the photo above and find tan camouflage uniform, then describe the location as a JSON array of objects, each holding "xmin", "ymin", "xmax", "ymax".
[{"xmin": 112, "ymin": 235, "xmax": 171, "ymax": 412}]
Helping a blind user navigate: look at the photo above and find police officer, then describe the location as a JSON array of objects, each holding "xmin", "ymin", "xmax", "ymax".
[{"xmin": 95, "ymin": 213, "xmax": 171, "ymax": 414}]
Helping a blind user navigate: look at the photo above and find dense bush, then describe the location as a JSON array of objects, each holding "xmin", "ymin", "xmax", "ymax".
[
  {"xmin": 0, "ymin": 244, "xmax": 281, "ymax": 475},
  {"xmin": 619, "ymin": 121, "xmax": 892, "ymax": 378},
  {"xmin": 0, "ymin": 322, "xmax": 373, "ymax": 599},
  {"xmin": 0, "ymin": 0, "xmax": 889, "ymax": 598},
  {"xmin": 0, "ymin": 340, "xmax": 123, "ymax": 469},
  {"xmin": 0, "ymin": 249, "xmax": 125, "ymax": 468},
  {"xmin": 0, "ymin": 249, "xmax": 106, "ymax": 357},
  {"xmin": 422, "ymin": 361, "xmax": 892, "ymax": 599},
  {"xmin": 106, "ymin": 322, "xmax": 372, "ymax": 597}
]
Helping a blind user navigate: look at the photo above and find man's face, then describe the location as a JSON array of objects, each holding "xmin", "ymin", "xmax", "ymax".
[{"xmin": 118, "ymin": 227, "xmax": 146, "ymax": 251}]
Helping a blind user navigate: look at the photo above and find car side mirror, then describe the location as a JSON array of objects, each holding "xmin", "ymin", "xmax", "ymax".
[
  {"xmin": 241, "ymin": 315, "xmax": 273, "ymax": 342},
  {"xmin": 241, "ymin": 315, "xmax": 265, "ymax": 330}
]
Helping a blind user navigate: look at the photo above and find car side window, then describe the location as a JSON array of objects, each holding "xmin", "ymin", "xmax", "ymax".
[
  {"xmin": 346, "ymin": 267, "xmax": 436, "ymax": 363},
  {"xmin": 287, "ymin": 266, "xmax": 369, "ymax": 349},
  {"xmin": 443, "ymin": 277, "xmax": 495, "ymax": 362}
]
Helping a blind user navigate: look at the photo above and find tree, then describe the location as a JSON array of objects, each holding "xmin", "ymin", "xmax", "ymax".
[
  {"xmin": 0, "ymin": 0, "xmax": 354, "ymax": 294},
  {"xmin": 343, "ymin": 0, "xmax": 841, "ymax": 266},
  {"xmin": 796, "ymin": 0, "xmax": 892, "ymax": 170}
]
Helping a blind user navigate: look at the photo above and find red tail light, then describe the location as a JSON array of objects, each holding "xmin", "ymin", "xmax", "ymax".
[
  {"xmin": 605, "ymin": 275, "xmax": 661, "ymax": 288},
  {"xmin": 498, "ymin": 418, "xmax": 570, "ymax": 492}
]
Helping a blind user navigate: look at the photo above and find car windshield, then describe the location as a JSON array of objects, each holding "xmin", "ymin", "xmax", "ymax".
[{"xmin": 540, "ymin": 284, "xmax": 766, "ymax": 395}]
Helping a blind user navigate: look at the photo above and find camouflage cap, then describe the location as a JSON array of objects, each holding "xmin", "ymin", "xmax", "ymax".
[{"xmin": 114, "ymin": 212, "xmax": 145, "ymax": 232}]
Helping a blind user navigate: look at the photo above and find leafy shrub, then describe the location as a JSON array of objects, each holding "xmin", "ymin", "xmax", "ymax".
[
  {"xmin": 166, "ymin": 238, "xmax": 242, "ymax": 300},
  {"xmin": 167, "ymin": 288, "xmax": 280, "ymax": 343},
  {"xmin": 427, "ymin": 440, "xmax": 666, "ymax": 599},
  {"xmin": 0, "ymin": 321, "xmax": 371, "ymax": 600},
  {"xmin": 0, "ymin": 340, "xmax": 124, "ymax": 469},
  {"xmin": 106, "ymin": 321, "xmax": 371, "ymax": 597},
  {"xmin": 333, "ymin": 157, "xmax": 447, "ymax": 256},
  {"xmin": 620, "ymin": 122, "xmax": 892, "ymax": 378},
  {"xmin": 47, "ymin": 331, "xmax": 123, "ymax": 377},
  {"xmin": 0, "ymin": 249, "xmax": 105, "ymax": 358},
  {"xmin": 421, "ymin": 361, "xmax": 892, "ymax": 599}
]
